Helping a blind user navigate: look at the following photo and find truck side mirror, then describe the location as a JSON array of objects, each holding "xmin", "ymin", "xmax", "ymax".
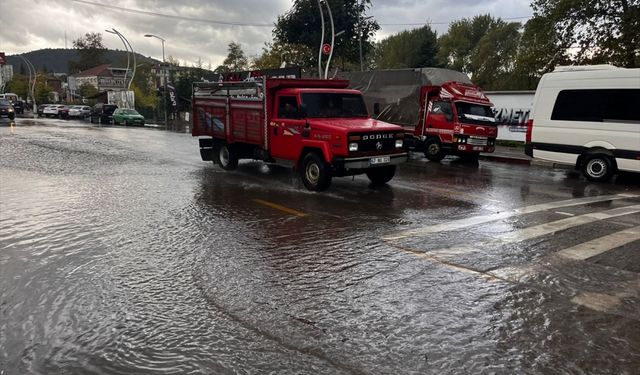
[
  {"xmin": 373, "ymin": 103, "xmax": 380, "ymax": 117},
  {"xmin": 299, "ymin": 104, "xmax": 308, "ymax": 118}
]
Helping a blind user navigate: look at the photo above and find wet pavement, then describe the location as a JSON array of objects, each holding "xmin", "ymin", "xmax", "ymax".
[{"xmin": 1, "ymin": 118, "xmax": 639, "ymax": 374}]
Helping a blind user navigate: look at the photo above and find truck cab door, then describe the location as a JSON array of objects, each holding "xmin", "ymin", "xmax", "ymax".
[{"xmin": 270, "ymin": 95, "xmax": 305, "ymax": 161}]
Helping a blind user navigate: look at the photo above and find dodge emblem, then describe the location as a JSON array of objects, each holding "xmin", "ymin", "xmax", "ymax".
[{"xmin": 376, "ymin": 142, "xmax": 382, "ymax": 150}]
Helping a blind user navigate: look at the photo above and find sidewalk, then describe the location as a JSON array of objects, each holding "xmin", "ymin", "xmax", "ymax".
[{"xmin": 480, "ymin": 145, "xmax": 532, "ymax": 164}]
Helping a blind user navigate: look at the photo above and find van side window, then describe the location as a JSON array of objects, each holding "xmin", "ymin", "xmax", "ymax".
[{"xmin": 551, "ymin": 89, "xmax": 640, "ymax": 122}]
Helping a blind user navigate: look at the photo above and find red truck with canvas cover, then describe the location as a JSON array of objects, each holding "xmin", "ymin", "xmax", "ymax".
[
  {"xmin": 191, "ymin": 78, "xmax": 407, "ymax": 191},
  {"xmin": 342, "ymin": 68, "xmax": 497, "ymax": 162}
]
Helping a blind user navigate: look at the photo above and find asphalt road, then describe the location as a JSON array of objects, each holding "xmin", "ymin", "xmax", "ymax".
[{"xmin": 1, "ymin": 118, "xmax": 639, "ymax": 374}]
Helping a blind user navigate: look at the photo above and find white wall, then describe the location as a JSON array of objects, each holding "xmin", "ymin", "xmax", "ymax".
[{"xmin": 486, "ymin": 91, "xmax": 535, "ymax": 142}]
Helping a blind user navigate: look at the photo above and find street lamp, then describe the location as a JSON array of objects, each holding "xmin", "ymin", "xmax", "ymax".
[
  {"xmin": 144, "ymin": 34, "xmax": 168, "ymax": 129},
  {"xmin": 105, "ymin": 28, "xmax": 136, "ymax": 108},
  {"xmin": 18, "ymin": 54, "xmax": 37, "ymax": 115}
]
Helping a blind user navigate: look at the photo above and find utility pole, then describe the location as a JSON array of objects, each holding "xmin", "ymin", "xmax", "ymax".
[{"xmin": 144, "ymin": 34, "xmax": 167, "ymax": 129}]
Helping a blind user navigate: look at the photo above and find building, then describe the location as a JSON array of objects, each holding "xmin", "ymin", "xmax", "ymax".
[
  {"xmin": 0, "ymin": 64, "xmax": 14, "ymax": 92},
  {"xmin": 68, "ymin": 64, "xmax": 129, "ymax": 93}
]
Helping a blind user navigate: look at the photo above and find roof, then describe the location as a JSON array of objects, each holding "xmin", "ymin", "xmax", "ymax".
[{"xmin": 72, "ymin": 64, "xmax": 112, "ymax": 78}]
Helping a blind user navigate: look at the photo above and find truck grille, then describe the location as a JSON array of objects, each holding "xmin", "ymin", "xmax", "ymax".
[
  {"xmin": 350, "ymin": 132, "xmax": 398, "ymax": 153},
  {"xmin": 468, "ymin": 136, "xmax": 487, "ymax": 146}
]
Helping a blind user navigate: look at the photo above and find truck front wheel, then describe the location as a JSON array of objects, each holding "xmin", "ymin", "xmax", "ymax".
[
  {"xmin": 366, "ymin": 165, "xmax": 396, "ymax": 185},
  {"xmin": 425, "ymin": 138, "xmax": 445, "ymax": 162},
  {"xmin": 301, "ymin": 152, "xmax": 331, "ymax": 191},
  {"xmin": 218, "ymin": 144, "xmax": 238, "ymax": 171}
]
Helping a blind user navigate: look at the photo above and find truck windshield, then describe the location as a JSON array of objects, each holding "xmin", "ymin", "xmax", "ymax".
[
  {"xmin": 301, "ymin": 93, "xmax": 368, "ymax": 118},
  {"xmin": 455, "ymin": 102, "xmax": 495, "ymax": 125}
]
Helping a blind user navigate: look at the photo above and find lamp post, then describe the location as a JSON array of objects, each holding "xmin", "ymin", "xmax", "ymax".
[
  {"xmin": 106, "ymin": 28, "xmax": 136, "ymax": 108},
  {"xmin": 18, "ymin": 54, "xmax": 37, "ymax": 115},
  {"xmin": 144, "ymin": 34, "xmax": 167, "ymax": 129}
]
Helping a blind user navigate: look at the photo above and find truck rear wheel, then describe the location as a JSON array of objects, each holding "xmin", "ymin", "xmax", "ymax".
[
  {"xmin": 582, "ymin": 154, "xmax": 614, "ymax": 182},
  {"xmin": 301, "ymin": 152, "xmax": 331, "ymax": 191},
  {"xmin": 425, "ymin": 138, "xmax": 445, "ymax": 162},
  {"xmin": 366, "ymin": 165, "xmax": 396, "ymax": 185},
  {"xmin": 218, "ymin": 144, "xmax": 238, "ymax": 171}
]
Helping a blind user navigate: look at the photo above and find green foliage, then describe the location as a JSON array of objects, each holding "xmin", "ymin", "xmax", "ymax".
[
  {"xmin": 5, "ymin": 75, "xmax": 29, "ymax": 99},
  {"xmin": 78, "ymin": 82, "xmax": 98, "ymax": 99},
  {"xmin": 69, "ymin": 32, "xmax": 106, "ymax": 73},
  {"xmin": 222, "ymin": 42, "xmax": 249, "ymax": 71},
  {"xmin": 437, "ymin": 15, "xmax": 522, "ymax": 90},
  {"xmin": 273, "ymin": 0, "xmax": 379, "ymax": 72},
  {"xmin": 510, "ymin": 16, "xmax": 569, "ymax": 90},
  {"xmin": 251, "ymin": 42, "xmax": 313, "ymax": 70},
  {"xmin": 373, "ymin": 25, "xmax": 440, "ymax": 69},
  {"xmin": 532, "ymin": 0, "xmax": 640, "ymax": 68}
]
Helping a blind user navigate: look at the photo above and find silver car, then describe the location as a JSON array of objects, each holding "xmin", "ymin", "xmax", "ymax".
[{"xmin": 68, "ymin": 105, "xmax": 92, "ymax": 118}]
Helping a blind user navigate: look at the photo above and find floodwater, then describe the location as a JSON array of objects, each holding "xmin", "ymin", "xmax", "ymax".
[{"xmin": 1, "ymin": 119, "xmax": 639, "ymax": 374}]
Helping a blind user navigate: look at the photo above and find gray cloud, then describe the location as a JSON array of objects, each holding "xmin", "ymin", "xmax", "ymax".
[{"xmin": 0, "ymin": 0, "xmax": 532, "ymax": 68}]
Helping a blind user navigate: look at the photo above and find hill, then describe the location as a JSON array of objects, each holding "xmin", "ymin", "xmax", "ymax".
[{"xmin": 6, "ymin": 48, "xmax": 160, "ymax": 75}]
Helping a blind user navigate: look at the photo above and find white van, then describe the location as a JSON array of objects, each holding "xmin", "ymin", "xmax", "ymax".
[{"xmin": 525, "ymin": 65, "xmax": 640, "ymax": 182}]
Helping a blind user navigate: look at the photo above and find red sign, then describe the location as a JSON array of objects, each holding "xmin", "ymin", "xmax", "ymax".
[
  {"xmin": 0, "ymin": 52, "xmax": 5, "ymax": 65},
  {"xmin": 322, "ymin": 43, "xmax": 331, "ymax": 55}
]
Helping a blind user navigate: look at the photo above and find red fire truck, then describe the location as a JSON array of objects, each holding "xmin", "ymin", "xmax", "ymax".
[
  {"xmin": 344, "ymin": 68, "xmax": 497, "ymax": 162},
  {"xmin": 191, "ymin": 78, "xmax": 407, "ymax": 191}
]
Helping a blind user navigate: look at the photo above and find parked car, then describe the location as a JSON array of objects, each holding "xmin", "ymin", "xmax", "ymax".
[
  {"xmin": 90, "ymin": 103, "xmax": 118, "ymax": 124},
  {"xmin": 68, "ymin": 105, "xmax": 92, "ymax": 118},
  {"xmin": 11, "ymin": 100, "xmax": 24, "ymax": 114},
  {"xmin": 37, "ymin": 104, "xmax": 52, "ymax": 117},
  {"xmin": 112, "ymin": 108, "xmax": 145, "ymax": 126},
  {"xmin": 43, "ymin": 105, "xmax": 69, "ymax": 118},
  {"xmin": 0, "ymin": 99, "xmax": 15, "ymax": 120}
]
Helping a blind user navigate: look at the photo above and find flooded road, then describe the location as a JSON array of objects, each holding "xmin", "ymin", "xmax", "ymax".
[{"xmin": 1, "ymin": 119, "xmax": 639, "ymax": 374}]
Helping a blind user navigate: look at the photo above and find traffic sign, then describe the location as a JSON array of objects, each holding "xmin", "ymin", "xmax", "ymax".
[{"xmin": 322, "ymin": 43, "xmax": 331, "ymax": 55}]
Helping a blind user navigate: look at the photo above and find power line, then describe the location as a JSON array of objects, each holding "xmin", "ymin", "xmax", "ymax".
[
  {"xmin": 71, "ymin": 0, "xmax": 533, "ymax": 28},
  {"xmin": 71, "ymin": 0, "xmax": 274, "ymax": 27}
]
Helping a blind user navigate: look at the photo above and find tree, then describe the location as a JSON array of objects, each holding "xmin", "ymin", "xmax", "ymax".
[
  {"xmin": 78, "ymin": 82, "xmax": 98, "ymax": 99},
  {"xmin": 69, "ymin": 32, "xmax": 106, "ymax": 73},
  {"xmin": 437, "ymin": 15, "xmax": 522, "ymax": 89},
  {"xmin": 511, "ymin": 16, "xmax": 570, "ymax": 89},
  {"xmin": 273, "ymin": 0, "xmax": 379, "ymax": 72},
  {"xmin": 221, "ymin": 42, "xmax": 248, "ymax": 71},
  {"xmin": 251, "ymin": 42, "xmax": 313, "ymax": 70},
  {"xmin": 532, "ymin": 0, "xmax": 640, "ymax": 67},
  {"xmin": 373, "ymin": 25, "xmax": 440, "ymax": 69}
]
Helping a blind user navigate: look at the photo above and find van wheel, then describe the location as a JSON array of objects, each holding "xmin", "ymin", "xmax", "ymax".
[
  {"xmin": 301, "ymin": 152, "xmax": 331, "ymax": 191},
  {"xmin": 366, "ymin": 165, "xmax": 396, "ymax": 185},
  {"xmin": 218, "ymin": 144, "xmax": 238, "ymax": 171},
  {"xmin": 424, "ymin": 138, "xmax": 445, "ymax": 162},
  {"xmin": 582, "ymin": 154, "xmax": 614, "ymax": 182}
]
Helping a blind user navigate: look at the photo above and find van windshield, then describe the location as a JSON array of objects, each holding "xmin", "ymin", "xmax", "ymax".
[
  {"xmin": 301, "ymin": 93, "xmax": 368, "ymax": 118},
  {"xmin": 455, "ymin": 102, "xmax": 496, "ymax": 125}
]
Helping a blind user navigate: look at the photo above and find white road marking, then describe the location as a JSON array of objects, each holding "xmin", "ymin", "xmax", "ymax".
[
  {"xmin": 557, "ymin": 226, "xmax": 640, "ymax": 260},
  {"xmin": 555, "ymin": 211, "xmax": 575, "ymax": 217},
  {"xmin": 498, "ymin": 205, "xmax": 640, "ymax": 243},
  {"xmin": 384, "ymin": 194, "xmax": 638, "ymax": 240}
]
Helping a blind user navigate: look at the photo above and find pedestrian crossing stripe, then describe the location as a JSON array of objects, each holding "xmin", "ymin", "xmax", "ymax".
[
  {"xmin": 383, "ymin": 193, "xmax": 638, "ymax": 240},
  {"xmin": 557, "ymin": 226, "xmax": 640, "ymax": 260}
]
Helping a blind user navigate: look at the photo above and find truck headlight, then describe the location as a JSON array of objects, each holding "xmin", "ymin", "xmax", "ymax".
[
  {"xmin": 395, "ymin": 139, "xmax": 403, "ymax": 148},
  {"xmin": 349, "ymin": 142, "xmax": 358, "ymax": 152}
]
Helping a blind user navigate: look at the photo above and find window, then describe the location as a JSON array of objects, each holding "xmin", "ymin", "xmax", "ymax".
[
  {"xmin": 551, "ymin": 89, "xmax": 640, "ymax": 122},
  {"xmin": 301, "ymin": 93, "xmax": 368, "ymax": 118},
  {"xmin": 278, "ymin": 96, "xmax": 299, "ymax": 119},
  {"xmin": 432, "ymin": 101, "xmax": 453, "ymax": 122}
]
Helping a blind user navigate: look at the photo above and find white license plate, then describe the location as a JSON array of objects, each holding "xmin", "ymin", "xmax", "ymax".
[
  {"xmin": 369, "ymin": 156, "xmax": 391, "ymax": 165},
  {"xmin": 473, "ymin": 146, "xmax": 484, "ymax": 151}
]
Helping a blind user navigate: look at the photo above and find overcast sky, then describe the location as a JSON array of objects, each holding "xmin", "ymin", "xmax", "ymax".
[{"xmin": 0, "ymin": 0, "xmax": 532, "ymax": 67}]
